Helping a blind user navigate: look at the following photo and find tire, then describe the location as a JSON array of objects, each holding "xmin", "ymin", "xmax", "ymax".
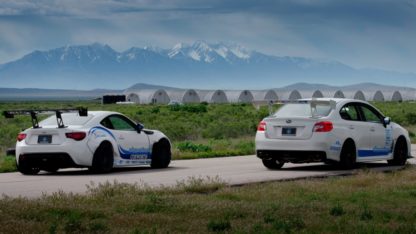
[
  {"xmin": 262, "ymin": 159, "xmax": 285, "ymax": 169},
  {"xmin": 388, "ymin": 138, "xmax": 407, "ymax": 166},
  {"xmin": 17, "ymin": 160, "xmax": 40, "ymax": 175},
  {"xmin": 151, "ymin": 140, "xmax": 171, "ymax": 169},
  {"xmin": 339, "ymin": 140, "xmax": 356, "ymax": 169},
  {"xmin": 90, "ymin": 142, "xmax": 114, "ymax": 173}
]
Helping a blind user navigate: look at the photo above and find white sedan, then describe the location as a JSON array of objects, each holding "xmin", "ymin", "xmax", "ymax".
[
  {"xmin": 5, "ymin": 109, "xmax": 171, "ymax": 174},
  {"xmin": 256, "ymin": 98, "xmax": 411, "ymax": 169}
]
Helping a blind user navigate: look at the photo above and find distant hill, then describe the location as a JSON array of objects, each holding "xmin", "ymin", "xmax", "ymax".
[
  {"xmin": 280, "ymin": 83, "xmax": 338, "ymax": 91},
  {"xmin": 126, "ymin": 83, "xmax": 182, "ymax": 91},
  {"xmin": 1, "ymin": 41, "xmax": 416, "ymax": 89}
]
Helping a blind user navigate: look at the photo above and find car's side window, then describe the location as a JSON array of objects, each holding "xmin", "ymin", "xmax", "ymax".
[
  {"xmin": 360, "ymin": 105, "xmax": 382, "ymax": 123},
  {"xmin": 100, "ymin": 118, "xmax": 114, "ymax": 129},
  {"xmin": 101, "ymin": 115, "xmax": 136, "ymax": 131},
  {"xmin": 339, "ymin": 104, "xmax": 359, "ymax": 121}
]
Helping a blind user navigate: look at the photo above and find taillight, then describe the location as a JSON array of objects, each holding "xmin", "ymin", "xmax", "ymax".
[
  {"xmin": 313, "ymin": 121, "xmax": 333, "ymax": 132},
  {"xmin": 257, "ymin": 120, "xmax": 266, "ymax": 131},
  {"xmin": 17, "ymin": 133, "xmax": 26, "ymax": 142},
  {"xmin": 66, "ymin": 132, "xmax": 86, "ymax": 141}
]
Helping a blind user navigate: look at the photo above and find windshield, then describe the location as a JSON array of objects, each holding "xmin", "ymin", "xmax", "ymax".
[
  {"xmin": 40, "ymin": 113, "xmax": 93, "ymax": 126},
  {"xmin": 274, "ymin": 103, "xmax": 332, "ymax": 118}
]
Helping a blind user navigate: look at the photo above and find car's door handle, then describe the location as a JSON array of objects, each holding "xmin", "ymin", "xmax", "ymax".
[
  {"xmin": 370, "ymin": 127, "xmax": 375, "ymax": 132},
  {"xmin": 119, "ymin": 135, "xmax": 125, "ymax": 140},
  {"xmin": 348, "ymin": 125, "xmax": 354, "ymax": 130}
]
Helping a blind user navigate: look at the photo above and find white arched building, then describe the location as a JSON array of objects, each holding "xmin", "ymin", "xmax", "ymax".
[
  {"xmin": 371, "ymin": 90, "xmax": 385, "ymax": 101},
  {"xmin": 279, "ymin": 90, "xmax": 302, "ymax": 101},
  {"xmin": 125, "ymin": 89, "xmax": 170, "ymax": 104},
  {"xmin": 383, "ymin": 90, "xmax": 403, "ymax": 102},
  {"xmin": 120, "ymin": 86, "xmax": 414, "ymax": 105},
  {"xmin": 126, "ymin": 93, "xmax": 140, "ymax": 103},
  {"xmin": 225, "ymin": 90, "xmax": 254, "ymax": 103},
  {"xmin": 251, "ymin": 90, "xmax": 279, "ymax": 101},
  {"xmin": 401, "ymin": 90, "xmax": 416, "ymax": 101},
  {"xmin": 332, "ymin": 90, "xmax": 346, "ymax": 98},
  {"xmin": 167, "ymin": 89, "xmax": 200, "ymax": 103},
  {"xmin": 298, "ymin": 90, "xmax": 324, "ymax": 99},
  {"xmin": 344, "ymin": 90, "xmax": 366, "ymax": 101},
  {"xmin": 197, "ymin": 90, "xmax": 228, "ymax": 103}
]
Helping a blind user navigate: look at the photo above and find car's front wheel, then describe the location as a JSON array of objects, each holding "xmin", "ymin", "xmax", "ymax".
[
  {"xmin": 388, "ymin": 138, "xmax": 407, "ymax": 166},
  {"xmin": 151, "ymin": 139, "xmax": 171, "ymax": 169},
  {"xmin": 90, "ymin": 142, "xmax": 114, "ymax": 173},
  {"xmin": 262, "ymin": 159, "xmax": 285, "ymax": 169}
]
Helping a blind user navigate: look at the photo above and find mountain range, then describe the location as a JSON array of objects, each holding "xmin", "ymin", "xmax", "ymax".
[{"xmin": 1, "ymin": 41, "xmax": 416, "ymax": 89}]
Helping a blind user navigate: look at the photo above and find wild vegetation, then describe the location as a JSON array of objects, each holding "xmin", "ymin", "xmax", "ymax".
[
  {"xmin": 1, "ymin": 166, "xmax": 416, "ymax": 233},
  {"xmin": 0, "ymin": 101, "xmax": 415, "ymax": 172}
]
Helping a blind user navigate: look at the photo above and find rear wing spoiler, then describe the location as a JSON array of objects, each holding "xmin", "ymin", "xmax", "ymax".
[{"xmin": 3, "ymin": 107, "xmax": 88, "ymax": 129}]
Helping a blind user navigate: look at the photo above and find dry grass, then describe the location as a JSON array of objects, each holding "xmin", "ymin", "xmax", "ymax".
[{"xmin": 1, "ymin": 167, "xmax": 416, "ymax": 233}]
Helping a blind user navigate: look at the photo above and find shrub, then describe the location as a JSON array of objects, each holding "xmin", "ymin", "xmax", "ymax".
[
  {"xmin": 405, "ymin": 113, "xmax": 416, "ymax": 125},
  {"xmin": 176, "ymin": 141, "xmax": 212, "ymax": 152},
  {"xmin": 176, "ymin": 176, "xmax": 225, "ymax": 194},
  {"xmin": 330, "ymin": 204, "xmax": 345, "ymax": 216},
  {"xmin": 207, "ymin": 219, "xmax": 231, "ymax": 232}
]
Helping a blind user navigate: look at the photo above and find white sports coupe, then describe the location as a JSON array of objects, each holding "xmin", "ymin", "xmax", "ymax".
[
  {"xmin": 4, "ymin": 108, "xmax": 171, "ymax": 175},
  {"xmin": 256, "ymin": 99, "xmax": 411, "ymax": 169}
]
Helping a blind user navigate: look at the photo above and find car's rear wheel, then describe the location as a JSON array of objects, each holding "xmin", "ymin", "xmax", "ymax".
[
  {"xmin": 340, "ymin": 140, "xmax": 356, "ymax": 169},
  {"xmin": 262, "ymin": 159, "xmax": 285, "ymax": 169},
  {"xmin": 151, "ymin": 139, "xmax": 171, "ymax": 169},
  {"xmin": 17, "ymin": 160, "xmax": 40, "ymax": 175},
  {"xmin": 90, "ymin": 142, "xmax": 114, "ymax": 173},
  {"xmin": 388, "ymin": 138, "xmax": 407, "ymax": 166}
]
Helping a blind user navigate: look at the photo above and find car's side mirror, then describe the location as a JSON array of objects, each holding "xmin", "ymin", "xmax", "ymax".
[
  {"xmin": 383, "ymin": 117, "xmax": 391, "ymax": 127},
  {"xmin": 136, "ymin": 123, "xmax": 144, "ymax": 133}
]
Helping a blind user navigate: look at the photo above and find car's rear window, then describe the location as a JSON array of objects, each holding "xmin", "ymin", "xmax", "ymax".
[
  {"xmin": 274, "ymin": 103, "xmax": 332, "ymax": 118},
  {"xmin": 40, "ymin": 113, "xmax": 93, "ymax": 126}
]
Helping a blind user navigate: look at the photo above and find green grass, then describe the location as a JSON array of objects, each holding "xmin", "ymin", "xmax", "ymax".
[
  {"xmin": 1, "ymin": 166, "xmax": 416, "ymax": 233},
  {"xmin": 0, "ymin": 155, "xmax": 16, "ymax": 172}
]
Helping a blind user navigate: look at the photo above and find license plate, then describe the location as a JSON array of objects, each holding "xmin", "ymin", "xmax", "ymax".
[
  {"xmin": 282, "ymin": 127, "xmax": 297, "ymax": 136},
  {"xmin": 38, "ymin": 135, "xmax": 52, "ymax": 144}
]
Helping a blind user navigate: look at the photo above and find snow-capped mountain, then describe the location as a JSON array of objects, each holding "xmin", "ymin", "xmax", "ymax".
[
  {"xmin": 168, "ymin": 41, "xmax": 251, "ymax": 63},
  {"xmin": 0, "ymin": 41, "xmax": 416, "ymax": 89}
]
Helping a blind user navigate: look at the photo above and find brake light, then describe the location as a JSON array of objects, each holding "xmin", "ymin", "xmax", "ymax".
[
  {"xmin": 313, "ymin": 121, "xmax": 333, "ymax": 132},
  {"xmin": 257, "ymin": 120, "xmax": 266, "ymax": 131},
  {"xmin": 66, "ymin": 132, "xmax": 86, "ymax": 141},
  {"xmin": 17, "ymin": 133, "xmax": 26, "ymax": 142}
]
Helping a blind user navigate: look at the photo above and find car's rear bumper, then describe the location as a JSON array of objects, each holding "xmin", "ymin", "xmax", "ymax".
[
  {"xmin": 16, "ymin": 141, "xmax": 94, "ymax": 167},
  {"xmin": 18, "ymin": 153, "xmax": 78, "ymax": 169},
  {"xmin": 255, "ymin": 131, "xmax": 338, "ymax": 162},
  {"xmin": 256, "ymin": 150, "xmax": 327, "ymax": 163}
]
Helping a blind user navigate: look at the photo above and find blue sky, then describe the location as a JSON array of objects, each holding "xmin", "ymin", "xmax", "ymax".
[{"xmin": 0, "ymin": 0, "xmax": 416, "ymax": 73}]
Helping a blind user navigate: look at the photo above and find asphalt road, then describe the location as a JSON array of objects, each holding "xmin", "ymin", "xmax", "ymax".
[{"xmin": 1, "ymin": 145, "xmax": 415, "ymax": 198}]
